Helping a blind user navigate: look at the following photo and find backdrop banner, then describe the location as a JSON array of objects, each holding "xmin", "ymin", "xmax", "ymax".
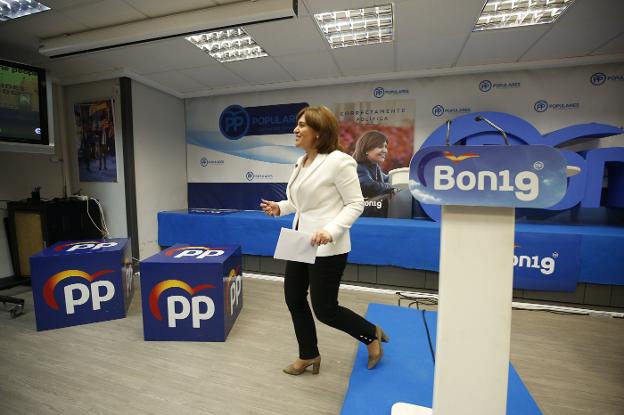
[
  {"xmin": 186, "ymin": 102, "xmax": 307, "ymax": 210},
  {"xmin": 186, "ymin": 62, "xmax": 623, "ymax": 216},
  {"xmin": 336, "ymin": 99, "xmax": 415, "ymax": 218}
]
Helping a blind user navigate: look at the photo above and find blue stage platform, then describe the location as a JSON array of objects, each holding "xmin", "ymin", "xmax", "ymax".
[
  {"xmin": 341, "ymin": 304, "xmax": 541, "ymax": 415},
  {"xmin": 158, "ymin": 210, "xmax": 624, "ymax": 286}
]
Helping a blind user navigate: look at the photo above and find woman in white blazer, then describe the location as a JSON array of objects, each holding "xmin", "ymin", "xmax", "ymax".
[{"xmin": 261, "ymin": 106, "xmax": 389, "ymax": 376}]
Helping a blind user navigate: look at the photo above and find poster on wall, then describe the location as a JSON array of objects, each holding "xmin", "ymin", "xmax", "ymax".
[
  {"xmin": 74, "ymin": 99, "xmax": 116, "ymax": 183},
  {"xmin": 186, "ymin": 102, "xmax": 307, "ymax": 210},
  {"xmin": 335, "ymin": 99, "xmax": 415, "ymax": 218}
]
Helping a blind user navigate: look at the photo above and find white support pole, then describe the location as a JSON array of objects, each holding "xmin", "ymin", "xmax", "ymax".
[
  {"xmin": 393, "ymin": 205, "xmax": 515, "ymax": 415},
  {"xmin": 433, "ymin": 205, "xmax": 515, "ymax": 414}
]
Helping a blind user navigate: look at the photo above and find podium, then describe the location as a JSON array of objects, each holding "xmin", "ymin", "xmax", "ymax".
[{"xmin": 393, "ymin": 120, "xmax": 569, "ymax": 415}]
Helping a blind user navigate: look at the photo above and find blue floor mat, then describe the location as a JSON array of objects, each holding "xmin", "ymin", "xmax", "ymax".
[
  {"xmin": 423, "ymin": 311, "xmax": 541, "ymax": 415},
  {"xmin": 341, "ymin": 304, "xmax": 541, "ymax": 415}
]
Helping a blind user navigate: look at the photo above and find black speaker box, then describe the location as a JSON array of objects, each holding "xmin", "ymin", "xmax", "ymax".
[{"xmin": 7, "ymin": 198, "xmax": 103, "ymax": 278}]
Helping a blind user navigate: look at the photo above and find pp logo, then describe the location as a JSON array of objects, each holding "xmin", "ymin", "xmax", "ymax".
[
  {"xmin": 43, "ymin": 269, "xmax": 115, "ymax": 314},
  {"xmin": 164, "ymin": 246, "xmax": 225, "ymax": 259},
  {"xmin": 534, "ymin": 100, "xmax": 548, "ymax": 113},
  {"xmin": 54, "ymin": 241, "xmax": 118, "ymax": 252},
  {"xmin": 149, "ymin": 280, "xmax": 215, "ymax": 328},
  {"xmin": 432, "ymin": 105, "xmax": 445, "ymax": 117},
  {"xmin": 479, "ymin": 80, "xmax": 492, "ymax": 92},
  {"xmin": 219, "ymin": 105, "xmax": 249, "ymax": 140},
  {"xmin": 225, "ymin": 268, "xmax": 242, "ymax": 316},
  {"xmin": 590, "ymin": 72, "xmax": 606, "ymax": 86},
  {"xmin": 200, "ymin": 157, "xmax": 208, "ymax": 167},
  {"xmin": 246, "ymin": 171, "xmax": 254, "ymax": 181},
  {"xmin": 373, "ymin": 87, "xmax": 385, "ymax": 98}
]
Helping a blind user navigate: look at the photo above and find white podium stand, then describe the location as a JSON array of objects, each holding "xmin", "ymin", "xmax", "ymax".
[{"xmin": 393, "ymin": 190, "xmax": 574, "ymax": 414}]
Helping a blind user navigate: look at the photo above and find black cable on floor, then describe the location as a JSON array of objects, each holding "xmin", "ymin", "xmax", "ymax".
[{"xmin": 422, "ymin": 310, "xmax": 436, "ymax": 364}]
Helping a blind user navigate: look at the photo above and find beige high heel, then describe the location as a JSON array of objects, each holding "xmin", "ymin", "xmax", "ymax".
[
  {"xmin": 282, "ymin": 356, "xmax": 321, "ymax": 375},
  {"xmin": 367, "ymin": 326, "xmax": 389, "ymax": 370}
]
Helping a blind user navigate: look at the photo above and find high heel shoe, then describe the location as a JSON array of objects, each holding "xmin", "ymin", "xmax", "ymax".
[
  {"xmin": 378, "ymin": 325, "xmax": 390, "ymax": 343},
  {"xmin": 367, "ymin": 326, "xmax": 389, "ymax": 370},
  {"xmin": 282, "ymin": 356, "xmax": 321, "ymax": 375}
]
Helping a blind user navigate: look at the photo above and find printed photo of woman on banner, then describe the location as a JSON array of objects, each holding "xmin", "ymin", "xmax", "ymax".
[
  {"xmin": 335, "ymin": 100, "xmax": 415, "ymax": 218},
  {"xmin": 74, "ymin": 99, "xmax": 117, "ymax": 183}
]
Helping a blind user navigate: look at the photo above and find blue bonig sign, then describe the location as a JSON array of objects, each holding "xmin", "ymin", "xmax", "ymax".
[{"xmin": 409, "ymin": 145, "xmax": 567, "ymax": 208}]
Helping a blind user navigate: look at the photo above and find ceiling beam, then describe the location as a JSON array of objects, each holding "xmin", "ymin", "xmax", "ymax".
[{"xmin": 39, "ymin": 0, "xmax": 298, "ymax": 58}]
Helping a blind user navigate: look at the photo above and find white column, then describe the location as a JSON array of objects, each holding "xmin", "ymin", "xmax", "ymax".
[
  {"xmin": 392, "ymin": 205, "xmax": 515, "ymax": 415},
  {"xmin": 433, "ymin": 205, "xmax": 515, "ymax": 415}
]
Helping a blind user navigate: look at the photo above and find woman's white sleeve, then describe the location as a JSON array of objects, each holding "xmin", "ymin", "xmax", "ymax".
[
  {"xmin": 277, "ymin": 199, "xmax": 296, "ymax": 216},
  {"xmin": 323, "ymin": 157, "xmax": 364, "ymax": 241}
]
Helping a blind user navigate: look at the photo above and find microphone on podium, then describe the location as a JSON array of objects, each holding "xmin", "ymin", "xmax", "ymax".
[{"xmin": 475, "ymin": 115, "xmax": 509, "ymax": 145}]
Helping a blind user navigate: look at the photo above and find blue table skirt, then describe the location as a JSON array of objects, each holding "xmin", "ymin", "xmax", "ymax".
[{"xmin": 158, "ymin": 210, "xmax": 624, "ymax": 285}]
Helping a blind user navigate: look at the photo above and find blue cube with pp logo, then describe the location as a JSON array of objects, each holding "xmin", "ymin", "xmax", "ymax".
[
  {"xmin": 30, "ymin": 239, "xmax": 134, "ymax": 331},
  {"xmin": 140, "ymin": 244, "xmax": 243, "ymax": 341}
]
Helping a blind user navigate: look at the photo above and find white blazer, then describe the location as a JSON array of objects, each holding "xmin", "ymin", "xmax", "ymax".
[{"xmin": 277, "ymin": 150, "xmax": 364, "ymax": 257}]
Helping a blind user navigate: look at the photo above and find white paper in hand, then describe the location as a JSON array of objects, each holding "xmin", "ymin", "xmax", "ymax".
[{"xmin": 273, "ymin": 227, "xmax": 318, "ymax": 264}]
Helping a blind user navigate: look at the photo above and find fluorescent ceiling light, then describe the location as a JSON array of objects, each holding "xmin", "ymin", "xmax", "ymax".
[
  {"xmin": 0, "ymin": 0, "xmax": 49, "ymax": 21},
  {"xmin": 313, "ymin": 4, "xmax": 394, "ymax": 49},
  {"xmin": 474, "ymin": 0, "xmax": 575, "ymax": 31},
  {"xmin": 186, "ymin": 27, "xmax": 268, "ymax": 63}
]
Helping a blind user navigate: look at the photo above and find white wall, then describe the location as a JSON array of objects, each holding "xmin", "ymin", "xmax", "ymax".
[
  {"xmin": 0, "ymin": 152, "xmax": 64, "ymax": 200},
  {"xmin": 132, "ymin": 80, "xmax": 186, "ymax": 259},
  {"xmin": 63, "ymin": 79, "xmax": 128, "ymax": 238},
  {"xmin": 187, "ymin": 62, "xmax": 624, "ymax": 152}
]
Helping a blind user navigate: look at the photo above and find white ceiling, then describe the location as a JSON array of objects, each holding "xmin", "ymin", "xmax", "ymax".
[{"xmin": 0, "ymin": 0, "xmax": 622, "ymax": 98}]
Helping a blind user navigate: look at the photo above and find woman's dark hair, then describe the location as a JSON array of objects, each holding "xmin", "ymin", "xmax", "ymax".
[
  {"xmin": 296, "ymin": 106, "xmax": 341, "ymax": 154},
  {"xmin": 352, "ymin": 131, "xmax": 388, "ymax": 163}
]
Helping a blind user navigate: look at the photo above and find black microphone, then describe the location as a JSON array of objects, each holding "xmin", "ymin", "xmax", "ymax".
[{"xmin": 475, "ymin": 116, "xmax": 509, "ymax": 145}]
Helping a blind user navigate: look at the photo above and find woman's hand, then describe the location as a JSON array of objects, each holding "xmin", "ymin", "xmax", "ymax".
[
  {"xmin": 260, "ymin": 199, "xmax": 280, "ymax": 216},
  {"xmin": 311, "ymin": 229, "xmax": 333, "ymax": 246}
]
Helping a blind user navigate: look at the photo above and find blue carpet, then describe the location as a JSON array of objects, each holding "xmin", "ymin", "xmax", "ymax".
[
  {"xmin": 423, "ymin": 311, "xmax": 542, "ymax": 415},
  {"xmin": 341, "ymin": 304, "xmax": 541, "ymax": 415}
]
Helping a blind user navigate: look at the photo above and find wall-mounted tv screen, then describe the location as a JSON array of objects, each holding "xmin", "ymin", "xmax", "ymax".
[{"xmin": 0, "ymin": 59, "xmax": 49, "ymax": 145}]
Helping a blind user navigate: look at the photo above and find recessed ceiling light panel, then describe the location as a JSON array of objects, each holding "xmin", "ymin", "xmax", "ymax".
[
  {"xmin": 474, "ymin": 0, "xmax": 575, "ymax": 31},
  {"xmin": 0, "ymin": 0, "xmax": 50, "ymax": 21},
  {"xmin": 185, "ymin": 27, "xmax": 268, "ymax": 63},
  {"xmin": 313, "ymin": 4, "xmax": 394, "ymax": 49}
]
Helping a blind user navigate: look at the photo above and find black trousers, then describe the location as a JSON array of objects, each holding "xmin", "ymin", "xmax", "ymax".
[{"xmin": 284, "ymin": 254, "xmax": 377, "ymax": 359}]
